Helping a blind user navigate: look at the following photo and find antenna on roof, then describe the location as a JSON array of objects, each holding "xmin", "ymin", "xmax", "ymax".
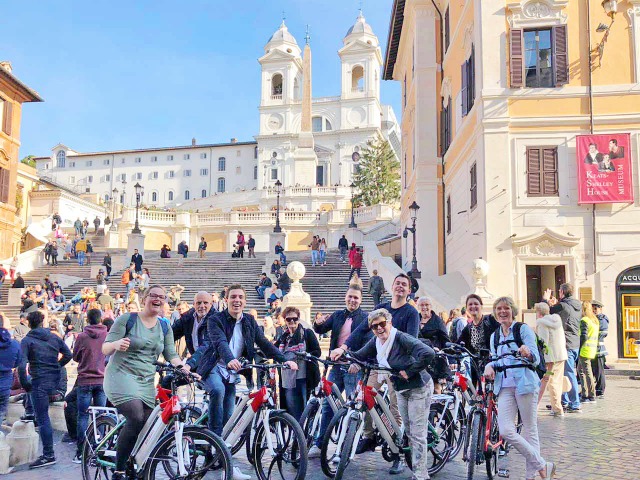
[{"xmin": 305, "ymin": 24, "xmax": 311, "ymax": 45}]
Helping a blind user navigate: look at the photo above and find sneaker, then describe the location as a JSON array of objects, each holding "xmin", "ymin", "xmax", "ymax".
[
  {"xmin": 233, "ymin": 466, "xmax": 251, "ymax": 480},
  {"xmin": 355, "ymin": 436, "xmax": 376, "ymax": 454},
  {"xmin": 29, "ymin": 455, "xmax": 57, "ymax": 469},
  {"xmin": 72, "ymin": 452, "xmax": 82, "ymax": 464},
  {"xmin": 61, "ymin": 433, "xmax": 76, "ymax": 443},
  {"xmin": 549, "ymin": 411, "xmax": 565, "ymax": 417},
  {"xmin": 545, "ymin": 461, "xmax": 556, "ymax": 479},
  {"xmin": 308, "ymin": 445, "xmax": 321, "ymax": 458},
  {"xmin": 566, "ymin": 407, "xmax": 582, "ymax": 413},
  {"xmin": 587, "ymin": 397, "xmax": 597, "ymax": 404},
  {"xmin": 20, "ymin": 413, "xmax": 35, "ymax": 422},
  {"xmin": 389, "ymin": 458, "xmax": 405, "ymax": 475}
]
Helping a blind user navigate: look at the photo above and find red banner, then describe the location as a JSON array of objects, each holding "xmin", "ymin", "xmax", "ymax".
[{"xmin": 577, "ymin": 133, "xmax": 633, "ymax": 204}]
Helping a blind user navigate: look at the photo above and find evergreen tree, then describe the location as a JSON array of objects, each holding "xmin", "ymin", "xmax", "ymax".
[
  {"xmin": 20, "ymin": 155, "xmax": 36, "ymax": 167},
  {"xmin": 352, "ymin": 135, "xmax": 400, "ymax": 207}
]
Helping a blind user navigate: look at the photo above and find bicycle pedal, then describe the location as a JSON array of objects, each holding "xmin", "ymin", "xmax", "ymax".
[{"xmin": 498, "ymin": 468, "xmax": 510, "ymax": 477}]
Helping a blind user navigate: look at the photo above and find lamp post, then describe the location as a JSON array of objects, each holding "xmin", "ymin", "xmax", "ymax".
[
  {"xmin": 349, "ymin": 182, "xmax": 357, "ymax": 228},
  {"xmin": 402, "ymin": 201, "xmax": 421, "ymax": 279},
  {"xmin": 132, "ymin": 182, "xmax": 144, "ymax": 234},
  {"xmin": 111, "ymin": 188, "xmax": 118, "ymax": 231},
  {"xmin": 601, "ymin": 0, "xmax": 618, "ymax": 18},
  {"xmin": 273, "ymin": 180, "xmax": 282, "ymax": 233}
]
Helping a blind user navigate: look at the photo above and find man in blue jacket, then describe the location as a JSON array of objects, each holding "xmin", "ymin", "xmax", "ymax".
[
  {"xmin": 0, "ymin": 314, "xmax": 21, "ymax": 425},
  {"xmin": 309, "ymin": 283, "xmax": 372, "ymax": 456},
  {"xmin": 18, "ymin": 310, "xmax": 72, "ymax": 469}
]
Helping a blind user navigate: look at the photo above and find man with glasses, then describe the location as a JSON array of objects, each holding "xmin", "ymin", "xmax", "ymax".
[
  {"xmin": 309, "ymin": 283, "xmax": 372, "ymax": 457},
  {"xmin": 332, "ymin": 273, "xmax": 420, "ymax": 474},
  {"xmin": 188, "ymin": 284, "xmax": 297, "ymax": 480}
]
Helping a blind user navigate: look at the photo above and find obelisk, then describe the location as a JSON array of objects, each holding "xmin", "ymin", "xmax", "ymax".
[{"xmin": 293, "ymin": 26, "xmax": 318, "ymax": 186}]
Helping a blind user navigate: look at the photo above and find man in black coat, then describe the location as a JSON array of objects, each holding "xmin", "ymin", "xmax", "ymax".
[
  {"xmin": 130, "ymin": 249, "xmax": 143, "ymax": 274},
  {"xmin": 172, "ymin": 292, "xmax": 214, "ymax": 359}
]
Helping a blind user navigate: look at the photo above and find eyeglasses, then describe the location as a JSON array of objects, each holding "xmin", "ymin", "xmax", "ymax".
[
  {"xmin": 370, "ymin": 320, "xmax": 387, "ymax": 331},
  {"xmin": 147, "ymin": 294, "xmax": 166, "ymax": 301},
  {"xmin": 285, "ymin": 317, "xmax": 299, "ymax": 323}
]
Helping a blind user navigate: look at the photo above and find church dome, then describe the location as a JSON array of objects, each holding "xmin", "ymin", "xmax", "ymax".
[
  {"xmin": 344, "ymin": 12, "xmax": 375, "ymax": 38},
  {"xmin": 266, "ymin": 21, "xmax": 299, "ymax": 49}
]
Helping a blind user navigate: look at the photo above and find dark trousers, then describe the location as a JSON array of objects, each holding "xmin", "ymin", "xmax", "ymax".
[
  {"xmin": 283, "ymin": 378, "xmax": 307, "ymax": 423},
  {"xmin": 238, "ymin": 246, "xmax": 244, "ymax": 258},
  {"xmin": 64, "ymin": 387, "xmax": 78, "ymax": 441},
  {"xmin": 32, "ymin": 381, "xmax": 58, "ymax": 457},
  {"xmin": 372, "ymin": 292, "xmax": 382, "ymax": 306},
  {"xmin": 591, "ymin": 356, "xmax": 606, "ymax": 396},
  {"xmin": 349, "ymin": 267, "xmax": 361, "ymax": 280},
  {"xmin": 115, "ymin": 400, "xmax": 153, "ymax": 471},
  {"xmin": 77, "ymin": 384, "xmax": 107, "ymax": 451},
  {"xmin": 105, "ymin": 265, "xmax": 112, "ymax": 277}
]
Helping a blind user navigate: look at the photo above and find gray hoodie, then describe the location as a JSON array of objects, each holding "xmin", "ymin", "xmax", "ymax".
[{"xmin": 550, "ymin": 296, "xmax": 582, "ymax": 351}]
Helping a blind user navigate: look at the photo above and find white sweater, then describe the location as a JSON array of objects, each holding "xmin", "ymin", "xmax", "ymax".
[{"xmin": 536, "ymin": 313, "xmax": 568, "ymax": 363}]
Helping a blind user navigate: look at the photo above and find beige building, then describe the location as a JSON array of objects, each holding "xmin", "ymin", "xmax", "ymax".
[{"xmin": 385, "ymin": 0, "xmax": 640, "ymax": 360}]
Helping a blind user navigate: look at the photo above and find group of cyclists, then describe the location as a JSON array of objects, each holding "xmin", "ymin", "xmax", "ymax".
[{"xmin": 16, "ymin": 270, "xmax": 559, "ymax": 480}]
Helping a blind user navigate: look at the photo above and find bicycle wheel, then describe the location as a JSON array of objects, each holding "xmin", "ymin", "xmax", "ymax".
[
  {"xmin": 427, "ymin": 403, "xmax": 454, "ymax": 476},
  {"xmin": 450, "ymin": 401, "xmax": 467, "ymax": 459},
  {"xmin": 299, "ymin": 397, "xmax": 321, "ymax": 449},
  {"xmin": 465, "ymin": 413, "xmax": 483, "ymax": 480},
  {"xmin": 485, "ymin": 414, "xmax": 499, "ymax": 480},
  {"xmin": 252, "ymin": 410, "xmax": 308, "ymax": 480},
  {"xmin": 320, "ymin": 407, "xmax": 348, "ymax": 478},
  {"xmin": 81, "ymin": 414, "xmax": 118, "ymax": 480},
  {"xmin": 333, "ymin": 415, "xmax": 359, "ymax": 480},
  {"xmin": 143, "ymin": 425, "xmax": 232, "ymax": 480},
  {"xmin": 181, "ymin": 405, "xmax": 203, "ymax": 425}
]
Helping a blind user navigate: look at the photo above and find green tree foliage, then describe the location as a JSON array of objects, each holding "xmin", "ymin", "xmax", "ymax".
[
  {"xmin": 352, "ymin": 136, "xmax": 400, "ymax": 207},
  {"xmin": 20, "ymin": 155, "xmax": 36, "ymax": 167}
]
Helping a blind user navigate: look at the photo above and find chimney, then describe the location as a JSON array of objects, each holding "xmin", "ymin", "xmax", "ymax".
[
  {"xmin": 0, "ymin": 61, "xmax": 12, "ymax": 73},
  {"xmin": 192, "ymin": 137, "xmax": 197, "ymax": 146},
  {"xmin": 230, "ymin": 138, "xmax": 237, "ymax": 144}
]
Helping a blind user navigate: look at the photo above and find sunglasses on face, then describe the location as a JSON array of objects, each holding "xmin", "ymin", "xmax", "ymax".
[
  {"xmin": 285, "ymin": 317, "xmax": 299, "ymax": 323},
  {"xmin": 370, "ymin": 320, "xmax": 387, "ymax": 331}
]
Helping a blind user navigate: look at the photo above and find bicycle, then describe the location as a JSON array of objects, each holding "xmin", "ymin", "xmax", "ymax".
[
  {"xmin": 296, "ymin": 352, "xmax": 349, "ymax": 449},
  {"xmin": 321, "ymin": 353, "xmax": 453, "ymax": 479},
  {"xmin": 81, "ymin": 362, "xmax": 233, "ymax": 480}
]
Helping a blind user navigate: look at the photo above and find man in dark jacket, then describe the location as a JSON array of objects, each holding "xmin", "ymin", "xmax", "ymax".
[
  {"xmin": 338, "ymin": 235, "xmax": 349, "ymax": 263},
  {"xmin": 72, "ymin": 308, "xmax": 107, "ymax": 462},
  {"xmin": 131, "ymin": 249, "xmax": 144, "ymax": 274},
  {"xmin": 591, "ymin": 300, "xmax": 609, "ymax": 398},
  {"xmin": 544, "ymin": 284, "xmax": 582, "ymax": 411},
  {"xmin": 64, "ymin": 304, "xmax": 85, "ymax": 334},
  {"xmin": 0, "ymin": 315, "xmax": 21, "ymax": 425},
  {"xmin": 368, "ymin": 269, "xmax": 385, "ymax": 306},
  {"xmin": 310, "ymin": 283, "xmax": 371, "ymax": 455},
  {"xmin": 18, "ymin": 310, "xmax": 72, "ymax": 469},
  {"xmin": 13, "ymin": 272, "xmax": 25, "ymax": 289},
  {"xmin": 172, "ymin": 292, "xmax": 213, "ymax": 359},
  {"xmin": 255, "ymin": 274, "xmax": 272, "ymax": 299},
  {"xmin": 276, "ymin": 267, "xmax": 290, "ymax": 293}
]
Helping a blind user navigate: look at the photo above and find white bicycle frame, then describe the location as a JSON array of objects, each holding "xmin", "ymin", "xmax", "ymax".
[{"xmin": 307, "ymin": 382, "xmax": 343, "ymax": 440}]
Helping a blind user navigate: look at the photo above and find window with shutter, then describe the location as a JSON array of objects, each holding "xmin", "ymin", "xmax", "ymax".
[
  {"xmin": 2, "ymin": 100, "xmax": 12, "ymax": 136},
  {"xmin": 527, "ymin": 147, "xmax": 558, "ymax": 197},
  {"xmin": 468, "ymin": 45, "xmax": 476, "ymax": 110},
  {"xmin": 0, "ymin": 168, "xmax": 10, "ymax": 203},
  {"xmin": 444, "ymin": 7, "xmax": 450, "ymax": 52},
  {"xmin": 441, "ymin": 98, "xmax": 452, "ymax": 155},
  {"xmin": 461, "ymin": 62, "xmax": 468, "ymax": 117},
  {"xmin": 446, "ymin": 195, "xmax": 452, "ymax": 234},
  {"xmin": 552, "ymin": 25, "xmax": 569, "ymax": 86},
  {"xmin": 510, "ymin": 29, "xmax": 524, "ymax": 88},
  {"xmin": 470, "ymin": 163, "xmax": 478, "ymax": 209}
]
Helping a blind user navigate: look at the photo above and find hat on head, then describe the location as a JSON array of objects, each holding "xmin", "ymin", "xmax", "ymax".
[{"xmin": 591, "ymin": 300, "xmax": 604, "ymax": 308}]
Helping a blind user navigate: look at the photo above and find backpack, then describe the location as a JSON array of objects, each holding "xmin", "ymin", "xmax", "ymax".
[
  {"xmin": 449, "ymin": 318, "xmax": 462, "ymax": 343},
  {"xmin": 493, "ymin": 322, "xmax": 547, "ymax": 379},
  {"xmin": 125, "ymin": 313, "xmax": 170, "ymax": 337},
  {"xmin": 121, "ymin": 270, "xmax": 130, "ymax": 285}
]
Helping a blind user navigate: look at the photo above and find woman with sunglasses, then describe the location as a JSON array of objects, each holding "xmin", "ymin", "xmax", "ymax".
[
  {"xmin": 335, "ymin": 308, "xmax": 435, "ymax": 480},
  {"xmin": 274, "ymin": 306, "xmax": 321, "ymax": 422},
  {"xmin": 102, "ymin": 285, "xmax": 189, "ymax": 480}
]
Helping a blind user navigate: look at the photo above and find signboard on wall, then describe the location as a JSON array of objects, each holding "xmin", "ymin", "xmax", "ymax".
[{"xmin": 576, "ymin": 133, "xmax": 633, "ymax": 204}]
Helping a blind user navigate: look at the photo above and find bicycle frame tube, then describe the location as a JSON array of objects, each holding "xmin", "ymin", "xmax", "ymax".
[
  {"xmin": 484, "ymin": 394, "xmax": 503, "ymax": 453},
  {"xmin": 222, "ymin": 393, "xmax": 251, "ymax": 439},
  {"xmin": 369, "ymin": 393, "xmax": 401, "ymax": 454},
  {"xmin": 93, "ymin": 418, "xmax": 127, "ymax": 468}
]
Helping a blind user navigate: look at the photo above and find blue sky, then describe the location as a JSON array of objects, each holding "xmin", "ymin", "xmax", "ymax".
[{"xmin": 5, "ymin": 0, "xmax": 401, "ymax": 158}]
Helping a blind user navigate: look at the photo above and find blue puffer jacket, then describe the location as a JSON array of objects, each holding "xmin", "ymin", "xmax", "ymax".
[{"xmin": 0, "ymin": 328, "xmax": 21, "ymax": 392}]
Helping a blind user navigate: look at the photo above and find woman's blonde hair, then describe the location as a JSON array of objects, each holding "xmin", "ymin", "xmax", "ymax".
[
  {"xmin": 581, "ymin": 301, "xmax": 598, "ymax": 321},
  {"xmin": 492, "ymin": 296, "xmax": 519, "ymax": 319}
]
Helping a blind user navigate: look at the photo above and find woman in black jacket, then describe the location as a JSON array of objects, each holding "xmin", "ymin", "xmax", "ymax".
[{"xmin": 275, "ymin": 306, "xmax": 321, "ymax": 422}]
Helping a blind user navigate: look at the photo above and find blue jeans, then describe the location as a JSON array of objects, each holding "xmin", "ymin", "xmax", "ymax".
[
  {"xmin": 0, "ymin": 389, "xmax": 9, "ymax": 426},
  {"xmin": 256, "ymin": 286, "xmax": 267, "ymax": 299},
  {"xmin": 32, "ymin": 381, "xmax": 58, "ymax": 457},
  {"xmin": 339, "ymin": 247, "xmax": 347, "ymax": 262},
  {"xmin": 311, "ymin": 250, "xmax": 319, "ymax": 266},
  {"xmin": 204, "ymin": 368, "xmax": 236, "ymax": 436},
  {"xmin": 126, "ymin": 280, "xmax": 135, "ymax": 299},
  {"xmin": 77, "ymin": 251, "xmax": 85, "ymax": 266},
  {"xmin": 562, "ymin": 349, "xmax": 581, "ymax": 409},
  {"xmin": 319, "ymin": 250, "xmax": 326, "ymax": 264},
  {"xmin": 316, "ymin": 366, "xmax": 361, "ymax": 447},
  {"xmin": 284, "ymin": 378, "xmax": 307, "ymax": 423},
  {"xmin": 279, "ymin": 253, "xmax": 287, "ymax": 264},
  {"xmin": 76, "ymin": 384, "xmax": 107, "ymax": 450}
]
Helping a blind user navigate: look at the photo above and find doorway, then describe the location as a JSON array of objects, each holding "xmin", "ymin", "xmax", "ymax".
[
  {"xmin": 525, "ymin": 264, "xmax": 566, "ymax": 308},
  {"xmin": 315, "ymin": 165, "xmax": 325, "ymax": 186}
]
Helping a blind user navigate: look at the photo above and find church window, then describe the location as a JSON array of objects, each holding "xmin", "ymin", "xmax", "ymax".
[
  {"xmin": 293, "ymin": 77, "xmax": 300, "ymax": 100},
  {"xmin": 200, "ymin": 168, "xmax": 208, "ymax": 176},
  {"xmin": 167, "ymin": 155, "xmax": 174, "ymax": 161},
  {"xmin": 217, "ymin": 177, "xmax": 226, "ymax": 193},
  {"xmin": 168, "ymin": 170, "xmax": 175, "ymax": 178},
  {"xmin": 254, "ymin": 165, "xmax": 258, "ymax": 180},
  {"xmin": 134, "ymin": 157, "xmax": 141, "ymax": 163},
  {"xmin": 352, "ymin": 65, "xmax": 364, "ymax": 92},
  {"xmin": 325, "ymin": 119, "xmax": 332, "ymax": 131},
  {"xmin": 184, "ymin": 169, "xmax": 191, "ymax": 177},
  {"xmin": 201, "ymin": 189, "xmax": 207, "ymax": 198},
  {"xmin": 87, "ymin": 175, "xmax": 93, "ymax": 183},
  {"xmin": 184, "ymin": 190, "xmax": 190, "ymax": 200},
  {"xmin": 151, "ymin": 191, "xmax": 158, "ymax": 202},
  {"xmin": 70, "ymin": 162, "xmax": 76, "ymax": 168},
  {"xmin": 56, "ymin": 151, "xmax": 66, "ymax": 168},
  {"xmin": 312, "ymin": 116, "xmax": 323, "ymax": 132},
  {"xmin": 271, "ymin": 169, "xmax": 278, "ymax": 180},
  {"xmin": 168, "ymin": 191, "xmax": 174, "ymax": 201},
  {"xmin": 218, "ymin": 157, "xmax": 226, "ymax": 171},
  {"xmin": 272, "ymin": 73, "xmax": 283, "ymax": 97},
  {"xmin": 103, "ymin": 159, "xmax": 110, "ymax": 165},
  {"xmin": 86, "ymin": 160, "xmax": 93, "ymax": 167}
]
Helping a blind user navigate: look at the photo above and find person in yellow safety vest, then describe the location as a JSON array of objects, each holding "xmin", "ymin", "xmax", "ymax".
[{"xmin": 577, "ymin": 301, "xmax": 600, "ymax": 403}]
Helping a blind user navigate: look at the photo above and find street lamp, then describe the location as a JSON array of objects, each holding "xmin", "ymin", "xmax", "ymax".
[
  {"xmin": 132, "ymin": 182, "xmax": 144, "ymax": 234},
  {"xmin": 601, "ymin": 0, "xmax": 617, "ymax": 18},
  {"xmin": 402, "ymin": 201, "xmax": 421, "ymax": 279},
  {"xmin": 273, "ymin": 179, "xmax": 282, "ymax": 233},
  {"xmin": 349, "ymin": 182, "xmax": 357, "ymax": 228},
  {"xmin": 111, "ymin": 187, "xmax": 118, "ymax": 230}
]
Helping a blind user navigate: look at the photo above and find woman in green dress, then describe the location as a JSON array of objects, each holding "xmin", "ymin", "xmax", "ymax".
[{"xmin": 102, "ymin": 284, "xmax": 188, "ymax": 480}]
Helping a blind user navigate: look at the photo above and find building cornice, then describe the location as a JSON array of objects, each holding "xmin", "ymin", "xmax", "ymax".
[
  {"xmin": 506, "ymin": 0, "xmax": 569, "ymax": 29},
  {"xmin": 0, "ymin": 67, "xmax": 43, "ymax": 103}
]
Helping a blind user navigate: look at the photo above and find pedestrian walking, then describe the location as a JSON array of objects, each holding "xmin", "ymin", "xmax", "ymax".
[
  {"xmin": 131, "ymin": 248, "xmax": 143, "ymax": 273},
  {"xmin": 368, "ymin": 269, "xmax": 384, "ymax": 306},
  {"xmin": 86, "ymin": 239, "xmax": 93, "ymax": 265},
  {"xmin": 247, "ymin": 234, "xmax": 256, "ymax": 258},
  {"xmin": 50, "ymin": 243, "xmax": 59, "ymax": 266},
  {"xmin": 578, "ymin": 301, "xmax": 599, "ymax": 403},
  {"xmin": 236, "ymin": 231, "xmax": 246, "ymax": 258},
  {"xmin": 75, "ymin": 238, "xmax": 87, "ymax": 266},
  {"xmin": 591, "ymin": 300, "xmax": 608, "ymax": 398},
  {"xmin": 198, "ymin": 237, "xmax": 207, "ymax": 258},
  {"xmin": 9, "ymin": 256, "xmax": 18, "ymax": 282},
  {"xmin": 103, "ymin": 252, "xmax": 112, "ymax": 279},
  {"xmin": 0, "ymin": 314, "xmax": 21, "ymax": 426},
  {"xmin": 338, "ymin": 234, "xmax": 348, "ymax": 263},
  {"xmin": 82, "ymin": 218, "xmax": 89, "ymax": 238},
  {"xmin": 73, "ymin": 218, "xmax": 82, "ymax": 236},
  {"xmin": 349, "ymin": 247, "xmax": 363, "ymax": 280},
  {"xmin": 308, "ymin": 235, "xmax": 320, "ymax": 266},
  {"xmin": 93, "ymin": 216, "xmax": 101, "ymax": 233}
]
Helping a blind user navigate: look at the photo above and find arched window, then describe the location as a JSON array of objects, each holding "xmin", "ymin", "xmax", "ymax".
[
  {"xmin": 352, "ymin": 65, "xmax": 364, "ymax": 92},
  {"xmin": 151, "ymin": 191, "xmax": 158, "ymax": 202},
  {"xmin": 201, "ymin": 189, "xmax": 207, "ymax": 198},
  {"xmin": 104, "ymin": 194, "xmax": 109, "ymax": 202},
  {"xmin": 56, "ymin": 150, "xmax": 66, "ymax": 168},
  {"xmin": 217, "ymin": 177, "xmax": 226, "ymax": 193},
  {"xmin": 168, "ymin": 191, "xmax": 174, "ymax": 201},
  {"xmin": 325, "ymin": 119, "xmax": 333, "ymax": 131},
  {"xmin": 184, "ymin": 190, "xmax": 190, "ymax": 200},
  {"xmin": 271, "ymin": 73, "xmax": 283, "ymax": 97}
]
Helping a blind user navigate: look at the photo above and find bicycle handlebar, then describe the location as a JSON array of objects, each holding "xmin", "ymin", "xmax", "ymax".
[
  {"xmin": 240, "ymin": 362, "xmax": 292, "ymax": 371},
  {"xmin": 154, "ymin": 361, "xmax": 200, "ymax": 382},
  {"xmin": 343, "ymin": 352, "xmax": 397, "ymax": 374},
  {"xmin": 294, "ymin": 351, "xmax": 350, "ymax": 367}
]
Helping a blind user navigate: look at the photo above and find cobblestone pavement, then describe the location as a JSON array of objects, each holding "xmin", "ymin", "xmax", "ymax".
[{"xmin": 9, "ymin": 377, "xmax": 639, "ymax": 480}]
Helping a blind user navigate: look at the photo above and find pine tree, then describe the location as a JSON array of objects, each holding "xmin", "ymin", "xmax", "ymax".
[{"xmin": 352, "ymin": 135, "xmax": 400, "ymax": 207}]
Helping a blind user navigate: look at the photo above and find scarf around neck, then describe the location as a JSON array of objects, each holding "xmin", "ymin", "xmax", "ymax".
[{"xmin": 376, "ymin": 326, "xmax": 398, "ymax": 382}]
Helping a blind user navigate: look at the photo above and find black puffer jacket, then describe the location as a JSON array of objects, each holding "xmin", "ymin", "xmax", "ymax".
[{"xmin": 550, "ymin": 296, "xmax": 582, "ymax": 351}]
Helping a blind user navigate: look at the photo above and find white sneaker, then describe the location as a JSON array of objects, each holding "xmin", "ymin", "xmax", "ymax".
[
  {"xmin": 233, "ymin": 467, "xmax": 251, "ymax": 480},
  {"xmin": 308, "ymin": 445, "xmax": 321, "ymax": 458}
]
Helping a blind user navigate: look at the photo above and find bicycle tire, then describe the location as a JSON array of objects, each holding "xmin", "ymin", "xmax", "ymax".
[
  {"xmin": 143, "ymin": 425, "xmax": 232, "ymax": 480},
  {"xmin": 485, "ymin": 413, "xmax": 499, "ymax": 480},
  {"xmin": 334, "ymin": 415, "xmax": 359, "ymax": 480},
  {"xmin": 320, "ymin": 407, "xmax": 348, "ymax": 478},
  {"xmin": 299, "ymin": 397, "xmax": 321, "ymax": 449},
  {"xmin": 81, "ymin": 414, "xmax": 118, "ymax": 480},
  {"xmin": 450, "ymin": 399, "xmax": 467, "ymax": 459},
  {"xmin": 465, "ymin": 413, "xmax": 482, "ymax": 480},
  {"xmin": 427, "ymin": 402, "xmax": 454, "ymax": 476},
  {"xmin": 252, "ymin": 410, "xmax": 308, "ymax": 480}
]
